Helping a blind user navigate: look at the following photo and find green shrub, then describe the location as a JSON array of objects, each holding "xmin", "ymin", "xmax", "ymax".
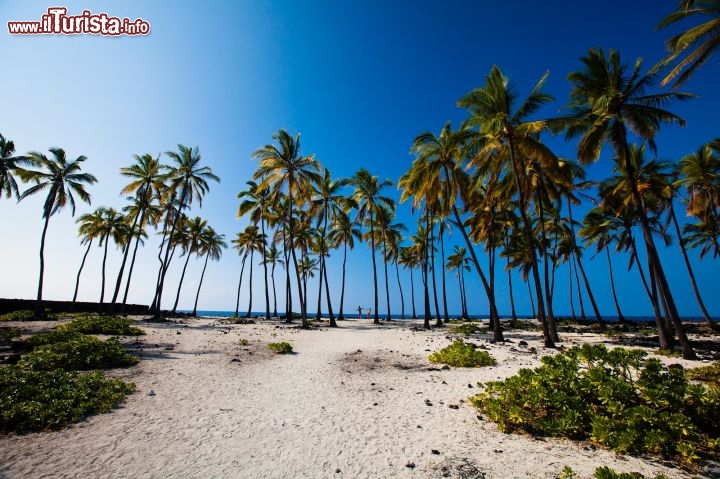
[
  {"xmin": 57, "ymin": 314, "xmax": 144, "ymax": 336},
  {"xmin": 429, "ymin": 339, "xmax": 496, "ymax": 367},
  {"xmin": 24, "ymin": 330, "xmax": 85, "ymax": 347},
  {"xmin": 0, "ymin": 327, "xmax": 21, "ymax": 344},
  {"xmin": 238, "ymin": 338, "xmax": 250, "ymax": 346},
  {"xmin": 268, "ymin": 342, "xmax": 293, "ymax": 354},
  {"xmin": 0, "ymin": 366, "xmax": 135, "ymax": 433},
  {"xmin": 449, "ymin": 323, "xmax": 482, "ymax": 336},
  {"xmin": 470, "ymin": 344, "xmax": 720, "ymax": 465},
  {"xmin": 0, "ymin": 310, "xmax": 41, "ymax": 322},
  {"xmin": 561, "ymin": 466, "xmax": 670, "ymax": 479},
  {"xmin": 686, "ymin": 362, "xmax": 720, "ymax": 384},
  {"xmin": 508, "ymin": 320, "xmax": 540, "ymax": 331},
  {"xmin": 18, "ymin": 335, "xmax": 138, "ymax": 371}
]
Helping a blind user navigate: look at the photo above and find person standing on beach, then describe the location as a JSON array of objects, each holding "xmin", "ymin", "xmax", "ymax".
[
  {"xmin": 357, "ymin": 306, "xmax": 362, "ymax": 320},
  {"xmin": 367, "ymin": 308, "xmax": 371, "ymax": 319}
]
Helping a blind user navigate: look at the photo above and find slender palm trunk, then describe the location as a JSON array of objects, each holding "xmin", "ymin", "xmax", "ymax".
[
  {"xmin": 283, "ymin": 228, "xmax": 292, "ymax": 321},
  {"xmin": 316, "ymin": 255, "xmax": 323, "ymax": 320},
  {"xmin": 568, "ymin": 259, "xmax": 576, "ymax": 320},
  {"xmin": 527, "ymin": 279, "xmax": 536, "ymax": 318},
  {"xmin": 409, "ymin": 268, "xmax": 417, "ymax": 319},
  {"xmin": 111, "ymin": 208, "xmax": 141, "ymax": 307},
  {"xmin": 537, "ymin": 190, "xmax": 559, "ymax": 342},
  {"xmin": 235, "ymin": 251, "xmax": 248, "ymax": 318},
  {"xmin": 120, "ymin": 219, "xmax": 145, "ymax": 314},
  {"xmin": 155, "ymin": 186, "xmax": 189, "ymax": 317},
  {"xmin": 191, "ymin": 254, "xmax": 210, "ymax": 316},
  {"xmin": 370, "ymin": 215, "xmax": 380, "ymax": 325},
  {"xmin": 430, "ymin": 225, "xmax": 442, "ymax": 326},
  {"xmin": 383, "ymin": 239, "xmax": 391, "ymax": 321},
  {"xmin": 456, "ymin": 273, "xmax": 464, "ymax": 318},
  {"xmin": 271, "ymin": 261, "xmax": 277, "ymax": 318},
  {"xmin": 439, "ymin": 227, "xmax": 449, "ymax": 323},
  {"xmin": 670, "ymin": 206, "xmax": 714, "ymax": 326},
  {"xmin": 150, "ymin": 195, "xmax": 176, "ymax": 314},
  {"xmin": 422, "ymin": 208, "xmax": 431, "ymax": 329},
  {"xmin": 630, "ymin": 239, "xmax": 667, "ymax": 336},
  {"xmin": 506, "ymin": 260, "xmax": 517, "ymax": 325},
  {"xmin": 261, "ymin": 219, "xmax": 270, "ymax": 320},
  {"xmin": 287, "ymin": 194, "xmax": 307, "ymax": 327},
  {"xmin": 395, "ymin": 262, "xmax": 405, "ymax": 319},
  {"xmin": 605, "ymin": 247, "xmax": 625, "ymax": 322},
  {"xmin": 461, "ymin": 268, "xmax": 469, "ymax": 318},
  {"xmin": 172, "ymin": 250, "xmax": 193, "ymax": 313},
  {"xmin": 246, "ymin": 250, "xmax": 254, "ymax": 317},
  {"xmin": 338, "ymin": 241, "xmax": 347, "ymax": 320},
  {"xmin": 572, "ymin": 255, "xmax": 587, "ymax": 319},
  {"xmin": 34, "ymin": 214, "xmax": 52, "ymax": 318},
  {"xmin": 73, "ymin": 240, "xmax": 93, "ymax": 303},
  {"xmin": 576, "ymin": 252, "xmax": 603, "ymax": 328},
  {"xmin": 99, "ymin": 235, "xmax": 110, "ymax": 307}
]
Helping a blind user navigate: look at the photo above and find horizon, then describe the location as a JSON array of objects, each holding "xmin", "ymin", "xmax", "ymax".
[{"xmin": 1, "ymin": 1, "xmax": 719, "ymax": 319}]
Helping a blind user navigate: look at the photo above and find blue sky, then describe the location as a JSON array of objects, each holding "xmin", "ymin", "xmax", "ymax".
[{"xmin": 1, "ymin": 1, "xmax": 718, "ymax": 317}]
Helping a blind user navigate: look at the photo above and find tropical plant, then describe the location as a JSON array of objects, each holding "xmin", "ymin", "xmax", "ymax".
[
  {"xmin": 191, "ymin": 226, "xmax": 226, "ymax": 316},
  {"xmin": 170, "ymin": 216, "xmax": 208, "ymax": 313},
  {"xmin": 238, "ymin": 180, "xmax": 272, "ymax": 319},
  {"xmin": 0, "ymin": 133, "xmax": 32, "ymax": 199}
]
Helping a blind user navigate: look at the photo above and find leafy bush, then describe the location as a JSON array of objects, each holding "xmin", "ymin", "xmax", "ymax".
[
  {"xmin": 18, "ymin": 335, "xmax": 138, "ymax": 371},
  {"xmin": 429, "ymin": 339, "xmax": 496, "ymax": 367},
  {"xmin": 449, "ymin": 323, "xmax": 482, "ymax": 336},
  {"xmin": 238, "ymin": 338, "xmax": 250, "ymax": 346},
  {"xmin": 57, "ymin": 314, "xmax": 144, "ymax": 336},
  {"xmin": 561, "ymin": 466, "xmax": 669, "ymax": 479},
  {"xmin": 470, "ymin": 344, "xmax": 720, "ymax": 465},
  {"xmin": 0, "ymin": 366, "xmax": 135, "ymax": 433},
  {"xmin": 507, "ymin": 320, "xmax": 540, "ymax": 331},
  {"xmin": 0, "ymin": 310, "xmax": 50, "ymax": 322},
  {"xmin": 268, "ymin": 342, "xmax": 293, "ymax": 354},
  {"xmin": 0, "ymin": 327, "xmax": 21, "ymax": 344},
  {"xmin": 24, "ymin": 330, "xmax": 85, "ymax": 347},
  {"xmin": 686, "ymin": 362, "xmax": 720, "ymax": 383}
]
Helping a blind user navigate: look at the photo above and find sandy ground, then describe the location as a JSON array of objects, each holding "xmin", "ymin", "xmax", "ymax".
[{"xmin": 0, "ymin": 317, "xmax": 713, "ymax": 479}]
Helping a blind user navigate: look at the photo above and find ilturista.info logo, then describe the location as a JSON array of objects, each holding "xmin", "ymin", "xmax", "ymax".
[{"xmin": 8, "ymin": 7, "xmax": 150, "ymax": 36}]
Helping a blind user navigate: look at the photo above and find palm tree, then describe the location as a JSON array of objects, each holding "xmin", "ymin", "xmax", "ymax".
[
  {"xmin": 18, "ymin": 147, "xmax": 97, "ymax": 318},
  {"xmin": 566, "ymin": 48, "xmax": 696, "ymax": 359},
  {"xmin": 328, "ymin": 210, "xmax": 360, "ymax": 320},
  {"xmin": 95, "ymin": 208, "xmax": 128, "ymax": 306},
  {"xmin": 152, "ymin": 145, "xmax": 219, "ymax": 317},
  {"xmin": 191, "ymin": 226, "xmax": 226, "ymax": 316},
  {"xmin": 235, "ymin": 225, "xmax": 265, "ymax": 318},
  {"xmin": 458, "ymin": 66, "xmax": 557, "ymax": 346},
  {"xmin": 685, "ymin": 216, "xmax": 720, "ymax": 258},
  {"xmin": 72, "ymin": 208, "xmax": 105, "ymax": 302},
  {"xmin": 397, "ymin": 245, "xmax": 420, "ymax": 320},
  {"xmin": 261, "ymin": 244, "xmax": 284, "ymax": 317},
  {"xmin": 231, "ymin": 226, "xmax": 255, "ymax": 318},
  {"xmin": 253, "ymin": 130, "xmax": 321, "ymax": 328},
  {"xmin": 676, "ymin": 142, "xmax": 720, "ymax": 224},
  {"xmin": 657, "ymin": 0, "xmax": 720, "ymax": 88},
  {"xmin": 348, "ymin": 168, "xmax": 395, "ymax": 325},
  {"xmin": 447, "ymin": 246, "xmax": 471, "ymax": 319},
  {"xmin": 171, "ymin": 216, "xmax": 207, "ymax": 313},
  {"xmin": 372, "ymin": 207, "xmax": 406, "ymax": 321},
  {"xmin": 238, "ymin": 180, "xmax": 272, "ymax": 319},
  {"xmin": 111, "ymin": 154, "xmax": 165, "ymax": 309},
  {"xmin": 119, "ymin": 194, "xmax": 159, "ymax": 312},
  {"xmin": 0, "ymin": 133, "xmax": 32, "ymax": 199}
]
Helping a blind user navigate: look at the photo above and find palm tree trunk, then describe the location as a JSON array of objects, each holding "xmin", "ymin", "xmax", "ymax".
[
  {"xmin": 338, "ymin": 241, "xmax": 347, "ymax": 320},
  {"xmin": 527, "ymin": 279, "xmax": 536, "ymax": 318},
  {"xmin": 73, "ymin": 239, "xmax": 93, "ymax": 303},
  {"xmin": 439, "ymin": 226, "xmax": 449, "ymax": 323},
  {"xmin": 383, "ymin": 239, "xmax": 391, "ymax": 321},
  {"xmin": 395, "ymin": 262, "xmax": 405, "ymax": 319},
  {"xmin": 422, "ymin": 207, "xmax": 431, "ymax": 329},
  {"xmin": 287, "ymin": 195, "xmax": 307, "ymax": 328},
  {"xmin": 192, "ymin": 254, "xmax": 210, "ymax": 316},
  {"xmin": 246, "ymin": 250, "xmax": 254, "ymax": 317},
  {"xmin": 324, "ymin": 256, "xmax": 336, "ymax": 326},
  {"xmin": 506, "ymin": 261, "xmax": 517, "ymax": 325},
  {"xmin": 34, "ymin": 214, "xmax": 52, "ymax": 319},
  {"xmin": 261, "ymin": 218, "xmax": 270, "ymax": 320},
  {"xmin": 271, "ymin": 261, "xmax": 277, "ymax": 318},
  {"xmin": 630, "ymin": 239, "xmax": 669, "ymax": 343},
  {"xmin": 99, "ymin": 235, "xmax": 110, "ymax": 307},
  {"xmin": 235, "ymin": 251, "xmax": 248, "ymax": 318},
  {"xmin": 110, "ymin": 208, "xmax": 141, "ymax": 307},
  {"xmin": 120, "ymin": 220, "xmax": 145, "ymax": 314},
  {"xmin": 461, "ymin": 268, "xmax": 469, "ymax": 319},
  {"xmin": 605, "ymin": 247, "xmax": 626, "ymax": 322},
  {"xmin": 568, "ymin": 259, "xmax": 576, "ymax": 320},
  {"xmin": 572, "ymin": 255, "xmax": 587, "ymax": 319},
  {"xmin": 670, "ymin": 206, "xmax": 714, "ymax": 326},
  {"xmin": 536, "ymin": 190, "xmax": 559, "ymax": 342},
  {"xmin": 409, "ymin": 267, "xmax": 417, "ymax": 320},
  {"xmin": 172, "ymin": 250, "xmax": 193, "ymax": 313},
  {"xmin": 456, "ymin": 273, "xmax": 464, "ymax": 318},
  {"xmin": 576, "ymin": 252, "xmax": 604, "ymax": 329},
  {"xmin": 316, "ymin": 253, "xmax": 323, "ymax": 320},
  {"xmin": 430, "ymin": 226, "xmax": 442, "ymax": 327},
  {"xmin": 370, "ymin": 215, "xmax": 380, "ymax": 325}
]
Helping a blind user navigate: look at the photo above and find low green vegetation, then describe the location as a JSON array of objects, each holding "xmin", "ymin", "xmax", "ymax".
[
  {"xmin": 449, "ymin": 323, "xmax": 482, "ymax": 336},
  {"xmin": 25, "ymin": 330, "xmax": 85, "ymax": 347},
  {"xmin": 507, "ymin": 320, "xmax": 540, "ymax": 331},
  {"xmin": 561, "ymin": 465, "xmax": 670, "ymax": 479},
  {"xmin": 238, "ymin": 338, "xmax": 250, "ymax": 346},
  {"xmin": 18, "ymin": 335, "xmax": 138, "ymax": 371},
  {"xmin": 267, "ymin": 342, "xmax": 293, "ymax": 354},
  {"xmin": 0, "ymin": 367, "xmax": 135, "ymax": 433},
  {"xmin": 687, "ymin": 361, "xmax": 720, "ymax": 383},
  {"xmin": 0, "ymin": 310, "xmax": 56, "ymax": 322},
  {"xmin": 471, "ymin": 344, "xmax": 720, "ymax": 466},
  {"xmin": 0, "ymin": 327, "xmax": 21, "ymax": 344},
  {"xmin": 429, "ymin": 339, "xmax": 496, "ymax": 367},
  {"xmin": 57, "ymin": 314, "xmax": 145, "ymax": 336}
]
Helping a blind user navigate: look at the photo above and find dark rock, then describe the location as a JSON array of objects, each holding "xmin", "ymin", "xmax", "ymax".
[
  {"xmin": 468, "ymin": 383, "xmax": 473, "ymax": 388},
  {"xmin": 335, "ymin": 469, "xmax": 341, "ymax": 474},
  {"xmin": 431, "ymin": 449, "xmax": 440, "ymax": 455},
  {"xmin": 448, "ymin": 404, "xmax": 459, "ymax": 410},
  {"xmin": 405, "ymin": 462, "xmax": 415, "ymax": 469},
  {"xmin": 518, "ymin": 340, "xmax": 528, "ymax": 347},
  {"xmin": 441, "ymin": 365, "xmax": 450, "ymax": 370},
  {"xmin": 425, "ymin": 399, "xmax": 433, "ymax": 406}
]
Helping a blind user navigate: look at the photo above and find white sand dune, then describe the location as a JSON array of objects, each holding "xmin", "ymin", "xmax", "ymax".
[{"xmin": 0, "ymin": 318, "xmax": 701, "ymax": 478}]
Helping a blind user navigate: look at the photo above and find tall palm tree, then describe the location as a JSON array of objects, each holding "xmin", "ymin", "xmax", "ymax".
[
  {"xmin": 119, "ymin": 194, "xmax": 159, "ymax": 312},
  {"xmin": 95, "ymin": 208, "xmax": 128, "ymax": 307},
  {"xmin": 191, "ymin": 226, "xmax": 226, "ymax": 316},
  {"xmin": 18, "ymin": 147, "xmax": 97, "ymax": 318},
  {"xmin": 238, "ymin": 180, "xmax": 272, "ymax": 319},
  {"xmin": 152, "ymin": 145, "xmax": 219, "ymax": 317},
  {"xmin": 171, "ymin": 216, "xmax": 207, "ymax": 313},
  {"xmin": 0, "ymin": 133, "xmax": 32, "ymax": 199},
  {"xmin": 348, "ymin": 168, "xmax": 395, "ymax": 325},
  {"xmin": 253, "ymin": 130, "xmax": 321, "ymax": 328},
  {"xmin": 458, "ymin": 66, "xmax": 557, "ymax": 345},
  {"xmin": 372, "ymin": 207, "xmax": 406, "ymax": 321},
  {"xmin": 111, "ymin": 154, "xmax": 165, "ymax": 309},
  {"xmin": 328, "ymin": 210, "xmax": 360, "ymax": 320},
  {"xmin": 447, "ymin": 246, "xmax": 471, "ymax": 319},
  {"xmin": 261, "ymin": 244, "xmax": 284, "ymax": 318},
  {"xmin": 657, "ymin": 0, "xmax": 720, "ymax": 88},
  {"xmin": 231, "ymin": 226, "xmax": 254, "ymax": 318},
  {"xmin": 676, "ymin": 142, "xmax": 720, "ymax": 223},
  {"xmin": 566, "ymin": 48, "xmax": 696, "ymax": 359},
  {"xmin": 397, "ymin": 245, "xmax": 419, "ymax": 320},
  {"xmin": 685, "ymin": 216, "xmax": 720, "ymax": 258},
  {"xmin": 234, "ymin": 225, "xmax": 265, "ymax": 318},
  {"xmin": 72, "ymin": 208, "xmax": 105, "ymax": 302}
]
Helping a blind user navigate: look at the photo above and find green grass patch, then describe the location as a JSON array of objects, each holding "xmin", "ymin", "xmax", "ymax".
[
  {"xmin": 470, "ymin": 344, "xmax": 720, "ymax": 466},
  {"xmin": 57, "ymin": 314, "xmax": 144, "ymax": 336},
  {"xmin": 24, "ymin": 330, "xmax": 85, "ymax": 347},
  {"xmin": 429, "ymin": 339, "xmax": 496, "ymax": 367},
  {"xmin": 687, "ymin": 362, "xmax": 720, "ymax": 383},
  {"xmin": 653, "ymin": 348, "xmax": 682, "ymax": 358},
  {"xmin": 238, "ymin": 338, "xmax": 250, "ymax": 346},
  {"xmin": 507, "ymin": 320, "xmax": 540, "ymax": 331},
  {"xmin": 0, "ymin": 366, "xmax": 135, "ymax": 433},
  {"xmin": 0, "ymin": 310, "xmax": 57, "ymax": 322},
  {"xmin": 449, "ymin": 323, "xmax": 482, "ymax": 336},
  {"xmin": 18, "ymin": 335, "xmax": 138, "ymax": 371},
  {"xmin": 561, "ymin": 465, "xmax": 670, "ymax": 479},
  {"xmin": 267, "ymin": 342, "xmax": 293, "ymax": 354}
]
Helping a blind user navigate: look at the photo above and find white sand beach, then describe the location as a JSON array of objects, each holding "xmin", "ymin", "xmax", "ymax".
[{"xmin": 0, "ymin": 317, "xmax": 708, "ymax": 478}]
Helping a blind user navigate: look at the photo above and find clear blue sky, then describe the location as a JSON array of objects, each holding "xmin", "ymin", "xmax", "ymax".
[{"xmin": 1, "ymin": 1, "xmax": 718, "ymax": 317}]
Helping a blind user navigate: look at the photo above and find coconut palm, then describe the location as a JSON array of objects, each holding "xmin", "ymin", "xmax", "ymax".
[
  {"xmin": 685, "ymin": 217, "xmax": 720, "ymax": 258},
  {"xmin": 152, "ymin": 145, "xmax": 219, "ymax": 317},
  {"xmin": 348, "ymin": 168, "xmax": 395, "ymax": 325},
  {"xmin": 94, "ymin": 208, "xmax": 128, "ymax": 306},
  {"xmin": 0, "ymin": 133, "xmax": 32, "ymax": 199},
  {"xmin": 261, "ymin": 244, "xmax": 284, "ymax": 318},
  {"xmin": 328, "ymin": 210, "xmax": 360, "ymax": 320},
  {"xmin": 447, "ymin": 246, "xmax": 471, "ymax": 319},
  {"xmin": 191, "ymin": 226, "xmax": 226, "ymax": 316},
  {"xmin": 676, "ymin": 142, "xmax": 720, "ymax": 223},
  {"xmin": 458, "ymin": 66, "xmax": 556, "ymax": 346},
  {"xmin": 18, "ymin": 147, "xmax": 97, "ymax": 317},
  {"xmin": 566, "ymin": 48, "xmax": 696, "ymax": 359},
  {"xmin": 72, "ymin": 208, "xmax": 105, "ymax": 302},
  {"xmin": 231, "ymin": 226, "xmax": 255, "ymax": 318},
  {"xmin": 171, "ymin": 216, "xmax": 208, "ymax": 313},
  {"xmin": 253, "ymin": 130, "xmax": 321, "ymax": 328},
  {"xmin": 657, "ymin": 0, "xmax": 720, "ymax": 88},
  {"xmin": 234, "ymin": 225, "xmax": 265, "ymax": 318},
  {"xmin": 372, "ymin": 207, "xmax": 406, "ymax": 321},
  {"xmin": 397, "ymin": 246, "xmax": 420, "ymax": 320},
  {"xmin": 238, "ymin": 180, "xmax": 272, "ymax": 319},
  {"xmin": 111, "ymin": 153, "xmax": 165, "ymax": 309}
]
